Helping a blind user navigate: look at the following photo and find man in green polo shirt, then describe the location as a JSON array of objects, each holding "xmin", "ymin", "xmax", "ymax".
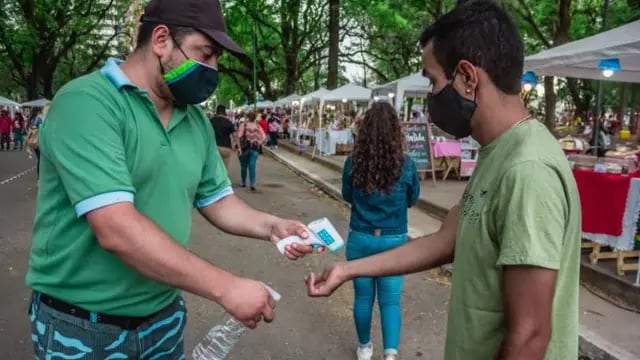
[
  {"xmin": 306, "ymin": 2, "xmax": 581, "ymax": 360},
  {"xmin": 26, "ymin": 0, "xmax": 316, "ymax": 357}
]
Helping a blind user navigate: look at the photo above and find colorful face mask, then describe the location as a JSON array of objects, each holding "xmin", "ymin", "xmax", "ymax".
[{"xmin": 164, "ymin": 59, "xmax": 219, "ymax": 105}]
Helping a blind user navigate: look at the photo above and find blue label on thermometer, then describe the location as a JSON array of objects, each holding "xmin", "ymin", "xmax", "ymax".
[{"xmin": 316, "ymin": 229, "xmax": 335, "ymax": 246}]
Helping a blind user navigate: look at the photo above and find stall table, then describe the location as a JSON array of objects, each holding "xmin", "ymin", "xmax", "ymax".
[
  {"xmin": 315, "ymin": 128, "xmax": 353, "ymax": 156},
  {"xmin": 432, "ymin": 140, "xmax": 461, "ymax": 180},
  {"xmin": 574, "ymin": 169, "xmax": 640, "ymax": 280}
]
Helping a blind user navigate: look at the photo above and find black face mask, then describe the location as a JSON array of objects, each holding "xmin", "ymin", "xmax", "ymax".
[{"xmin": 426, "ymin": 72, "xmax": 477, "ymax": 138}]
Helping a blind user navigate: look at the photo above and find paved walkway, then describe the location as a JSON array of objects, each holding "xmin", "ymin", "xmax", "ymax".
[{"xmin": 266, "ymin": 144, "xmax": 640, "ymax": 360}]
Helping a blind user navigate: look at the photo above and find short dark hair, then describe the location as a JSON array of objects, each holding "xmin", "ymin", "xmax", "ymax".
[
  {"xmin": 135, "ymin": 22, "xmax": 198, "ymax": 50},
  {"xmin": 419, "ymin": 1, "xmax": 524, "ymax": 95},
  {"xmin": 216, "ymin": 105, "xmax": 226, "ymax": 115}
]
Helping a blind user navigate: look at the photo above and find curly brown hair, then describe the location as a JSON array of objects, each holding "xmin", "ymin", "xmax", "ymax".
[{"xmin": 351, "ymin": 102, "xmax": 406, "ymax": 194}]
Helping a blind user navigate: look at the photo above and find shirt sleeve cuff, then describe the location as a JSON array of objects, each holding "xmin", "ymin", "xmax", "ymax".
[
  {"xmin": 74, "ymin": 191, "xmax": 135, "ymax": 217},
  {"xmin": 194, "ymin": 186, "xmax": 234, "ymax": 208}
]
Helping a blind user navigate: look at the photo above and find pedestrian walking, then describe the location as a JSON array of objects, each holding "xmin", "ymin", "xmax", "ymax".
[
  {"xmin": 306, "ymin": 2, "xmax": 581, "ymax": 360},
  {"xmin": 12, "ymin": 112, "xmax": 25, "ymax": 150},
  {"xmin": 268, "ymin": 115, "xmax": 280, "ymax": 149},
  {"xmin": 341, "ymin": 102, "xmax": 420, "ymax": 360},
  {"xmin": 237, "ymin": 112, "xmax": 266, "ymax": 191},
  {"xmin": 26, "ymin": 1, "xmax": 320, "ymax": 358},
  {"xmin": 27, "ymin": 108, "xmax": 43, "ymax": 177},
  {"xmin": 210, "ymin": 104, "xmax": 236, "ymax": 171},
  {"xmin": 0, "ymin": 110, "xmax": 12, "ymax": 151}
]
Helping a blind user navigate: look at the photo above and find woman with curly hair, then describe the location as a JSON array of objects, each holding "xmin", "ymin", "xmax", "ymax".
[{"xmin": 342, "ymin": 102, "xmax": 420, "ymax": 360}]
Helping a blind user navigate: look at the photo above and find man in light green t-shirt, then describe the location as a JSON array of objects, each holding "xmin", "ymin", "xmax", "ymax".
[{"xmin": 305, "ymin": 2, "xmax": 581, "ymax": 360}]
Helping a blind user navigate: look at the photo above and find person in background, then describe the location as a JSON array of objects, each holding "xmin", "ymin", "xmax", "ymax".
[
  {"xmin": 283, "ymin": 116, "xmax": 290, "ymax": 139},
  {"xmin": 237, "ymin": 112, "xmax": 266, "ymax": 191},
  {"xmin": 210, "ymin": 104, "xmax": 236, "ymax": 171},
  {"xmin": 0, "ymin": 110, "xmax": 12, "ymax": 151},
  {"xmin": 259, "ymin": 112, "xmax": 269, "ymax": 143},
  {"xmin": 28, "ymin": 108, "xmax": 44, "ymax": 176},
  {"xmin": 13, "ymin": 112, "xmax": 25, "ymax": 150},
  {"xmin": 268, "ymin": 114, "xmax": 280, "ymax": 149},
  {"xmin": 306, "ymin": 2, "xmax": 581, "ymax": 360},
  {"xmin": 342, "ymin": 102, "xmax": 420, "ymax": 360}
]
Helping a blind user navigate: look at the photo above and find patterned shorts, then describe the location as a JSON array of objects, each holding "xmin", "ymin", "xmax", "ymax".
[{"xmin": 28, "ymin": 293, "xmax": 186, "ymax": 359}]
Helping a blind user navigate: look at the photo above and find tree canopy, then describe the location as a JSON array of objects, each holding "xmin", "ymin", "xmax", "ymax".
[{"xmin": 0, "ymin": 0, "xmax": 638, "ymax": 115}]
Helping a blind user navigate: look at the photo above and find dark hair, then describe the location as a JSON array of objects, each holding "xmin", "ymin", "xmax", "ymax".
[
  {"xmin": 216, "ymin": 105, "xmax": 226, "ymax": 115},
  {"xmin": 419, "ymin": 1, "xmax": 524, "ymax": 95},
  {"xmin": 136, "ymin": 22, "xmax": 198, "ymax": 50},
  {"xmin": 351, "ymin": 102, "xmax": 405, "ymax": 194}
]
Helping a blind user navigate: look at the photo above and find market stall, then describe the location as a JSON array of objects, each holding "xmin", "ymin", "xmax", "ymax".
[
  {"xmin": 293, "ymin": 88, "xmax": 330, "ymax": 146},
  {"xmin": 306, "ymin": 84, "xmax": 370, "ymax": 156},
  {"xmin": 431, "ymin": 139, "xmax": 461, "ymax": 181},
  {"xmin": 371, "ymin": 73, "xmax": 432, "ymax": 118},
  {"xmin": 525, "ymin": 19, "xmax": 640, "ymax": 281}
]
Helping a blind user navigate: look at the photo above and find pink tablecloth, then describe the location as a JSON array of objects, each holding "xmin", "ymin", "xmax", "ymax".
[{"xmin": 433, "ymin": 140, "xmax": 461, "ymax": 158}]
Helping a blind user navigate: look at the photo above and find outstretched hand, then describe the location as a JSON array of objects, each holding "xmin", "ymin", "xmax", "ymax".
[{"xmin": 305, "ymin": 262, "xmax": 349, "ymax": 297}]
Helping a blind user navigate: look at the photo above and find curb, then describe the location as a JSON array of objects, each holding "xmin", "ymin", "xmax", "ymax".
[
  {"xmin": 265, "ymin": 146, "xmax": 632, "ymax": 360},
  {"xmin": 579, "ymin": 326, "xmax": 638, "ymax": 360}
]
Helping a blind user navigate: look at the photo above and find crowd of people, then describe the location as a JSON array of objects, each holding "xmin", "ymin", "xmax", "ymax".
[
  {"xmin": 207, "ymin": 105, "xmax": 291, "ymax": 191},
  {"xmin": 0, "ymin": 107, "xmax": 44, "ymax": 173}
]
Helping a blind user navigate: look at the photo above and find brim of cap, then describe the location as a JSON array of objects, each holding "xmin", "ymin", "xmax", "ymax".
[{"xmin": 201, "ymin": 29, "xmax": 246, "ymax": 55}]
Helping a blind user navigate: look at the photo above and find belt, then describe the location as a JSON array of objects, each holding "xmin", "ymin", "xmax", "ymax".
[{"xmin": 38, "ymin": 293, "xmax": 159, "ymax": 330}]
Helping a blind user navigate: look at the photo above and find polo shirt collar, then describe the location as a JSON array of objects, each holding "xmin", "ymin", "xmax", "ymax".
[{"xmin": 100, "ymin": 58, "xmax": 136, "ymax": 89}]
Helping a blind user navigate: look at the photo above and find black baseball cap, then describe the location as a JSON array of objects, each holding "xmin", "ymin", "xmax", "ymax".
[{"xmin": 141, "ymin": 0, "xmax": 245, "ymax": 55}]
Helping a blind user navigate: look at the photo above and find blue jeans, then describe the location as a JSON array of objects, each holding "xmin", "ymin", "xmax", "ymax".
[
  {"xmin": 346, "ymin": 231, "xmax": 407, "ymax": 355},
  {"xmin": 28, "ymin": 293, "xmax": 186, "ymax": 359},
  {"xmin": 240, "ymin": 149, "xmax": 259, "ymax": 186}
]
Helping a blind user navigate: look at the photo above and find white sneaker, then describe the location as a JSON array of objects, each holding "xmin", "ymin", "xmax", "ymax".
[
  {"xmin": 356, "ymin": 344, "xmax": 373, "ymax": 360},
  {"xmin": 383, "ymin": 354, "xmax": 398, "ymax": 360}
]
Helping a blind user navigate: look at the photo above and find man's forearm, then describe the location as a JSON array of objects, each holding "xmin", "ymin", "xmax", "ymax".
[
  {"xmin": 499, "ymin": 330, "xmax": 551, "ymax": 360},
  {"xmin": 199, "ymin": 194, "xmax": 278, "ymax": 241},
  {"xmin": 88, "ymin": 204, "xmax": 234, "ymax": 303},
  {"xmin": 345, "ymin": 230, "xmax": 454, "ymax": 279},
  {"xmin": 345, "ymin": 206, "xmax": 459, "ymax": 279}
]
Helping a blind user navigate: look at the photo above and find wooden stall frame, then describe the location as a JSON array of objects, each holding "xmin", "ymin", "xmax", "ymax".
[{"xmin": 582, "ymin": 239, "xmax": 640, "ymax": 277}]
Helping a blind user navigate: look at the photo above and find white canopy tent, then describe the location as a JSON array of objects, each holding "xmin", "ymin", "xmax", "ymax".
[
  {"xmin": 319, "ymin": 83, "xmax": 372, "ymax": 103},
  {"xmin": 0, "ymin": 96, "xmax": 20, "ymax": 107},
  {"xmin": 274, "ymin": 93, "xmax": 300, "ymax": 106},
  {"xmin": 372, "ymin": 72, "xmax": 432, "ymax": 111},
  {"xmin": 299, "ymin": 87, "xmax": 329, "ymax": 105},
  {"xmin": 21, "ymin": 98, "xmax": 51, "ymax": 108},
  {"xmin": 524, "ymin": 20, "xmax": 640, "ymax": 82},
  {"xmin": 254, "ymin": 101, "xmax": 274, "ymax": 109}
]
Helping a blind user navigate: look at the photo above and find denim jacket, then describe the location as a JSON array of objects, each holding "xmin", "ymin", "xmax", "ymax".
[{"xmin": 342, "ymin": 155, "xmax": 421, "ymax": 235}]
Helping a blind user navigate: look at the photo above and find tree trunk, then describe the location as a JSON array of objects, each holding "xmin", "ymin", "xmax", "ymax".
[
  {"xmin": 618, "ymin": 83, "xmax": 627, "ymax": 110},
  {"xmin": 327, "ymin": 0, "xmax": 340, "ymax": 89},
  {"xmin": 543, "ymin": 0, "xmax": 572, "ymax": 128},
  {"xmin": 43, "ymin": 69, "xmax": 54, "ymax": 99},
  {"xmin": 543, "ymin": 76, "xmax": 556, "ymax": 131}
]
